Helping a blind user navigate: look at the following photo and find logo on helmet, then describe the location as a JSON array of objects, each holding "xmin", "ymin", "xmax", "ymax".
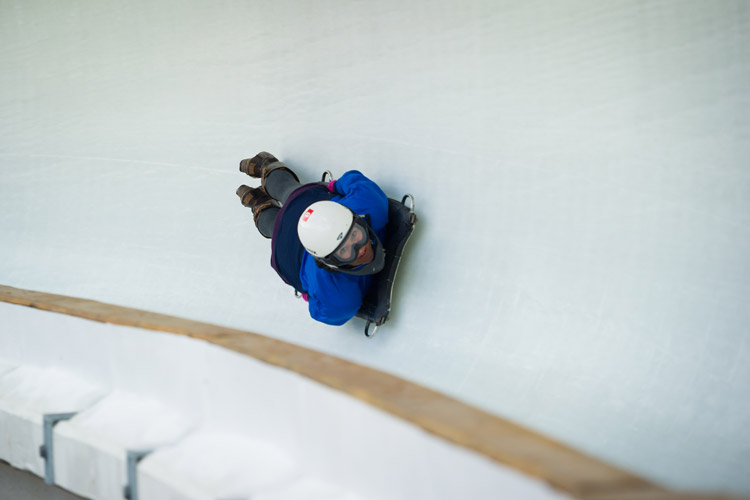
[
  {"xmin": 302, "ymin": 208, "xmax": 314, "ymax": 222},
  {"xmin": 337, "ymin": 232, "xmax": 344, "ymax": 241}
]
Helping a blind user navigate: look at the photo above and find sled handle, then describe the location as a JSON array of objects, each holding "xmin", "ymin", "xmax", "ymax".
[
  {"xmin": 321, "ymin": 170, "xmax": 334, "ymax": 183},
  {"xmin": 402, "ymin": 194, "xmax": 417, "ymax": 224},
  {"xmin": 401, "ymin": 194, "xmax": 415, "ymax": 213},
  {"xmin": 364, "ymin": 321, "xmax": 379, "ymax": 338}
]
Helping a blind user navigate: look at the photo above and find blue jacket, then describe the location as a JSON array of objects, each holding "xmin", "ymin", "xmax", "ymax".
[{"xmin": 299, "ymin": 171, "xmax": 389, "ymax": 325}]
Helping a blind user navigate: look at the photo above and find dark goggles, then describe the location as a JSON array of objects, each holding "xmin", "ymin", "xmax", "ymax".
[{"xmin": 327, "ymin": 219, "xmax": 370, "ymax": 266}]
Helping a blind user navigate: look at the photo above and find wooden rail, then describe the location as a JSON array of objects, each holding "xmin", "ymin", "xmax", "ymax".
[{"xmin": 0, "ymin": 285, "xmax": 744, "ymax": 500}]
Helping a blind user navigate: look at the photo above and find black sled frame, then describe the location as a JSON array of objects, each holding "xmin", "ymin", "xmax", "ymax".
[{"xmin": 355, "ymin": 193, "xmax": 417, "ymax": 337}]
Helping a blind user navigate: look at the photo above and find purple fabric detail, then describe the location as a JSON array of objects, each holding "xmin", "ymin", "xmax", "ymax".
[
  {"xmin": 269, "ymin": 182, "xmax": 336, "ymax": 293},
  {"xmin": 327, "ymin": 179, "xmax": 337, "ymax": 193},
  {"xmin": 270, "ymin": 183, "xmax": 312, "ymax": 242}
]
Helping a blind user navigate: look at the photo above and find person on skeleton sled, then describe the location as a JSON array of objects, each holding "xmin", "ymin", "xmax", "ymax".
[{"xmin": 236, "ymin": 152, "xmax": 388, "ymax": 326}]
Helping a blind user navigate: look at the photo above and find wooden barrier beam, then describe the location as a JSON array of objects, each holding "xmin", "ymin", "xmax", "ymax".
[{"xmin": 0, "ymin": 285, "xmax": 746, "ymax": 500}]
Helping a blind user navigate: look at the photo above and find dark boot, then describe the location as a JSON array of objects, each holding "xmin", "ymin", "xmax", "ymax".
[
  {"xmin": 239, "ymin": 152, "xmax": 279, "ymax": 177},
  {"xmin": 236, "ymin": 185, "xmax": 281, "ymax": 226},
  {"xmin": 239, "ymin": 152, "xmax": 300, "ymax": 191}
]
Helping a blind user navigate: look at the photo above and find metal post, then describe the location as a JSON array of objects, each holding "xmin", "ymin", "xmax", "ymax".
[
  {"xmin": 38, "ymin": 412, "xmax": 77, "ymax": 485},
  {"xmin": 123, "ymin": 449, "xmax": 152, "ymax": 500}
]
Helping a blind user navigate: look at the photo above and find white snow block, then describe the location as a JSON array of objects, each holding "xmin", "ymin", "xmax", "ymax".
[
  {"xmin": 53, "ymin": 391, "xmax": 193, "ymax": 500},
  {"xmin": 137, "ymin": 431, "xmax": 322, "ymax": 500},
  {"xmin": 0, "ymin": 365, "xmax": 104, "ymax": 476}
]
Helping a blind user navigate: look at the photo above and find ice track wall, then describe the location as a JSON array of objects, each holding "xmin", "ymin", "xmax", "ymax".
[{"xmin": 1, "ymin": 0, "xmax": 750, "ymax": 495}]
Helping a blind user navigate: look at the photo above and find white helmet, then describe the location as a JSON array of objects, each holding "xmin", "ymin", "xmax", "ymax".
[{"xmin": 297, "ymin": 201, "xmax": 353, "ymax": 258}]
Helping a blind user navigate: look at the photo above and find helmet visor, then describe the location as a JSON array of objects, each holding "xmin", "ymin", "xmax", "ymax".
[{"xmin": 328, "ymin": 219, "xmax": 369, "ymax": 265}]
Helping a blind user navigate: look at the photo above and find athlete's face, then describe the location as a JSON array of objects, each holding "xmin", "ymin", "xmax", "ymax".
[
  {"xmin": 350, "ymin": 239, "xmax": 373, "ymax": 267},
  {"xmin": 332, "ymin": 223, "xmax": 373, "ymax": 267}
]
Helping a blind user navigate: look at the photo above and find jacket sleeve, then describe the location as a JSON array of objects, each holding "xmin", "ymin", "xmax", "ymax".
[
  {"xmin": 306, "ymin": 272, "xmax": 364, "ymax": 326},
  {"xmin": 332, "ymin": 170, "xmax": 389, "ymax": 233}
]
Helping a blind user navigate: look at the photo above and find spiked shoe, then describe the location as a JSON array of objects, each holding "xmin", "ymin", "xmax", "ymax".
[
  {"xmin": 239, "ymin": 152, "xmax": 278, "ymax": 177},
  {"xmin": 236, "ymin": 185, "xmax": 280, "ymax": 226},
  {"xmin": 239, "ymin": 152, "xmax": 300, "ymax": 191}
]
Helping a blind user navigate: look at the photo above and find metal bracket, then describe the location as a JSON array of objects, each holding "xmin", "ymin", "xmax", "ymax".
[
  {"xmin": 364, "ymin": 321, "xmax": 380, "ymax": 338},
  {"xmin": 401, "ymin": 193, "xmax": 415, "ymax": 212},
  {"xmin": 38, "ymin": 412, "xmax": 77, "ymax": 485},
  {"xmin": 402, "ymin": 194, "xmax": 417, "ymax": 224},
  {"xmin": 123, "ymin": 449, "xmax": 153, "ymax": 500}
]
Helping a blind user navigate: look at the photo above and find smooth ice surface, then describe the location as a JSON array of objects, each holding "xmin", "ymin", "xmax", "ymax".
[
  {"xmin": 0, "ymin": 360, "xmax": 16, "ymax": 377},
  {"xmin": 1, "ymin": 0, "xmax": 749, "ymax": 493}
]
